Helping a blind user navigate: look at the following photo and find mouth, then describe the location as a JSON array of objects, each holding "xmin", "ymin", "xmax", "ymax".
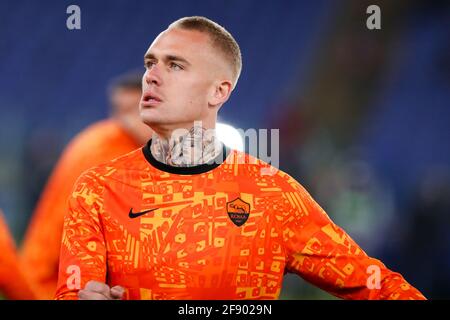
[{"xmin": 141, "ymin": 91, "xmax": 163, "ymax": 107}]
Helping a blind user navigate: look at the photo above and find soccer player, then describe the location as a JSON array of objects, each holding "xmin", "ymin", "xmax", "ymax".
[
  {"xmin": 20, "ymin": 72, "xmax": 153, "ymax": 299},
  {"xmin": 55, "ymin": 16, "xmax": 425, "ymax": 300}
]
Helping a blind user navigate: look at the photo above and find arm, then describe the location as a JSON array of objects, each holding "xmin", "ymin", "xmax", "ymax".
[
  {"xmin": 282, "ymin": 178, "xmax": 426, "ymax": 300},
  {"xmin": 54, "ymin": 171, "xmax": 108, "ymax": 300}
]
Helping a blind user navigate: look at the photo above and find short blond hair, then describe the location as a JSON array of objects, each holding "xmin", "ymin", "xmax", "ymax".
[{"xmin": 169, "ymin": 16, "xmax": 242, "ymax": 88}]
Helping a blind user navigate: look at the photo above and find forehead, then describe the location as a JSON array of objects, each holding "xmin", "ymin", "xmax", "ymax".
[{"xmin": 145, "ymin": 28, "xmax": 212, "ymax": 57}]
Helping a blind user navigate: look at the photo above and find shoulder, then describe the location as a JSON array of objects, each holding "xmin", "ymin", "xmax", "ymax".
[
  {"xmin": 224, "ymin": 149, "xmax": 320, "ymax": 212},
  {"xmin": 225, "ymin": 149, "xmax": 307, "ymax": 191},
  {"xmin": 80, "ymin": 146, "xmax": 146, "ymax": 179}
]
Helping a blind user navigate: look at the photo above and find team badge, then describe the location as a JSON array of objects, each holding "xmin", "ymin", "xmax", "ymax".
[{"xmin": 226, "ymin": 198, "xmax": 250, "ymax": 227}]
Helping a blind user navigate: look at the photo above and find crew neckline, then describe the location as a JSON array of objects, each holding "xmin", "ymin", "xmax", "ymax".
[{"xmin": 142, "ymin": 139, "xmax": 230, "ymax": 175}]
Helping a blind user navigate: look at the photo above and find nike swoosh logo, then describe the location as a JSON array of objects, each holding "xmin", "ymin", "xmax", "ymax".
[{"xmin": 128, "ymin": 208, "xmax": 158, "ymax": 219}]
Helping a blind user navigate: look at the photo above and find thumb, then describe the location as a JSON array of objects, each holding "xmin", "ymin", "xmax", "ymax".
[{"xmin": 110, "ymin": 285, "xmax": 125, "ymax": 299}]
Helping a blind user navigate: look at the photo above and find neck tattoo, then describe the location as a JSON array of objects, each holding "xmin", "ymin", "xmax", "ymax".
[{"xmin": 150, "ymin": 126, "xmax": 222, "ymax": 167}]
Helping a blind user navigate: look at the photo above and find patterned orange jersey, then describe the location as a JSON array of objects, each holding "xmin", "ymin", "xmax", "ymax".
[
  {"xmin": 55, "ymin": 141, "xmax": 426, "ymax": 300},
  {"xmin": 21, "ymin": 119, "xmax": 141, "ymax": 299}
]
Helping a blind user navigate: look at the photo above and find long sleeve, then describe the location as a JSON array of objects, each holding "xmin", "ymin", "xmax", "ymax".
[
  {"xmin": 54, "ymin": 171, "xmax": 107, "ymax": 300},
  {"xmin": 281, "ymin": 178, "xmax": 426, "ymax": 300}
]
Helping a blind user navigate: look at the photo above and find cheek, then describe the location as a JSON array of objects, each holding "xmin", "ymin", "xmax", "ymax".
[
  {"xmin": 165, "ymin": 72, "xmax": 213, "ymax": 114},
  {"xmin": 172, "ymin": 83, "xmax": 209, "ymax": 110},
  {"xmin": 194, "ymin": 80, "xmax": 214, "ymax": 103}
]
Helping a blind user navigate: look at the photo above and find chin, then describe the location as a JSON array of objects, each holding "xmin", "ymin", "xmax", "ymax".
[
  {"xmin": 140, "ymin": 109, "xmax": 159, "ymax": 123},
  {"xmin": 140, "ymin": 114, "xmax": 168, "ymax": 134},
  {"xmin": 141, "ymin": 118, "xmax": 160, "ymax": 129}
]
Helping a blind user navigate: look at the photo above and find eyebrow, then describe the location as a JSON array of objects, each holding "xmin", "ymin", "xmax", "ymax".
[{"xmin": 144, "ymin": 53, "xmax": 191, "ymax": 66}]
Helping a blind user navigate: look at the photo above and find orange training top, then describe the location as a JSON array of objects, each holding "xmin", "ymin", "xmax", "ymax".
[
  {"xmin": 21, "ymin": 119, "xmax": 140, "ymax": 299},
  {"xmin": 55, "ymin": 140, "xmax": 426, "ymax": 300}
]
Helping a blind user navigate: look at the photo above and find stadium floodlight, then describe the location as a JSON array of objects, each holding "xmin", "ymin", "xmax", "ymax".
[{"xmin": 216, "ymin": 122, "xmax": 244, "ymax": 151}]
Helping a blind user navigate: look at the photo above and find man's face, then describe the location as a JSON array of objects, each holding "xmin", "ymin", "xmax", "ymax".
[{"xmin": 140, "ymin": 28, "xmax": 225, "ymax": 133}]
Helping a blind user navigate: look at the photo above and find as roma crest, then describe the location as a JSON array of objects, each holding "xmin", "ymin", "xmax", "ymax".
[{"xmin": 226, "ymin": 198, "xmax": 250, "ymax": 227}]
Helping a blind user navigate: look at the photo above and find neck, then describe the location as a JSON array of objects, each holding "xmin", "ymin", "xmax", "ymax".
[{"xmin": 150, "ymin": 124, "xmax": 222, "ymax": 167}]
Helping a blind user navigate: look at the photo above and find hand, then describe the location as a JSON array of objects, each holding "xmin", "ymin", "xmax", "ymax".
[{"xmin": 78, "ymin": 280, "xmax": 124, "ymax": 300}]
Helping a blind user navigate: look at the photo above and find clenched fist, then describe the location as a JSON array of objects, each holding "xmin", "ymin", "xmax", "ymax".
[{"xmin": 78, "ymin": 280, "xmax": 124, "ymax": 300}]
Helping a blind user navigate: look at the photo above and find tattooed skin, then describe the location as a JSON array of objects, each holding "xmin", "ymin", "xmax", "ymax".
[{"xmin": 150, "ymin": 125, "xmax": 222, "ymax": 167}]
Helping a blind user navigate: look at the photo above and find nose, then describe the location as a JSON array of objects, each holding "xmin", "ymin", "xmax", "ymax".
[{"xmin": 144, "ymin": 64, "xmax": 162, "ymax": 86}]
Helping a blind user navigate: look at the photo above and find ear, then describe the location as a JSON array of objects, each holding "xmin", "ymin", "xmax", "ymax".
[{"xmin": 208, "ymin": 80, "xmax": 233, "ymax": 108}]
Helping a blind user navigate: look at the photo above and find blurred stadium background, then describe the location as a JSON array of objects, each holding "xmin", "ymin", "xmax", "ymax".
[{"xmin": 0, "ymin": 0, "xmax": 449, "ymax": 299}]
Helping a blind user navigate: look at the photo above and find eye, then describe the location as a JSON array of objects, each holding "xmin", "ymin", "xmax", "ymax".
[
  {"xmin": 170, "ymin": 62, "xmax": 183, "ymax": 71},
  {"xmin": 144, "ymin": 60, "xmax": 156, "ymax": 69}
]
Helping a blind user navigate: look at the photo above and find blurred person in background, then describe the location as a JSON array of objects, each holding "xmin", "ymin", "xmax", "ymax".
[
  {"xmin": 0, "ymin": 210, "xmax": 36, "ymax": 299},
  {"xmin": 17, "ymin": 71, "xmax": 153, "ymax": 299}
]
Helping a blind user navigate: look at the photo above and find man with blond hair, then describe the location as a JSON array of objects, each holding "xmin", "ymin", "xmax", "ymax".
[{"xmin": 55, "ymin": 16, "xmax": 425, "ymax": 300}]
